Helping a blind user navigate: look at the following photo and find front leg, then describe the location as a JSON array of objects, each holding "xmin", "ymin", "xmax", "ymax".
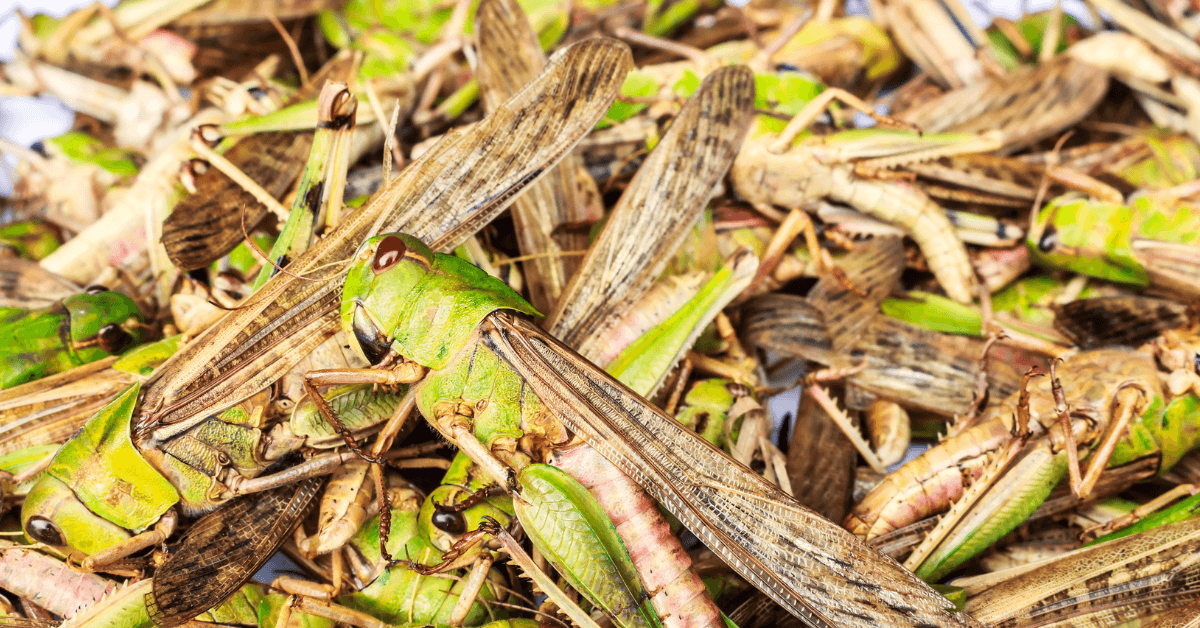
[
  {"xmin": 431, "ymin": 401, "xmax": 519, "ymax": 496},
  {"xmin": 304, "ymin": 362, "xmax": 427, "ymax": 464}
]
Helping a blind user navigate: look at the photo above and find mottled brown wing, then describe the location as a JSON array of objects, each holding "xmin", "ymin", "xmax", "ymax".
[
  {"xmin": 482, "ymin": 313, "xmax": 980, "ymax": 628},
  {"xmin": 547, "ymin": 66, "xmax": 755, "ymax": 361},
  {"xmin": 806, "ymin": 235, "xmax": 904, "ymax": 353},
  {"xmin": 139, "ymin": 39, "xmax": 632, "ymax": 440},
  {"xmin": 1053, "ymin": 296, "xmax": 1189, "ymax": 349},
  {"xmin": 147, "ymin": 478, "xmax": 322, "ymax": 628},
  {"xmin": 475, "ymin": 0, "xmax": 593, "ymax": 313},
  {"xmin": 160, "ymin": 53, "xmax": 356, "ymax": 270},
  {"xmin": 743, "ymin": 294, "xmax": 1023, "ymax": 417},
  {"xmin": 897, "ymin": 56, "xmax": 1108, "ymax": 154}
]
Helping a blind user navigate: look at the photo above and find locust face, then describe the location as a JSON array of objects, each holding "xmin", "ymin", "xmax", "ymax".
[
  {"xmin": 65, "ymin": 288, "xmax": 145, "ymax": 358},
  {"xmin": 342, "ymin": 234, "xmax": 438, "ymax": 366},
  {"xmin": 341, "ymin": 233, "xmax": 539, "ymax": 370},
  {"xmin": 21, "ymin": 384, "xmax": 179, "ymax": 558},
  {"xmin": 21, "ymin": 475, "xmax": 131, "ymax": 557}
]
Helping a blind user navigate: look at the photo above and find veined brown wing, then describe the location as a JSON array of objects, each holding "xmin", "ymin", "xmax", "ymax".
[
  {"xmin": 548, "ymin": 65, "xmax": 755, "ymax": 360},
  {"xmin": 147, "ymin": 477, "xmax": 323, "ymax": 628},
  {"xmin": 160, "ymin": 53, "xmax": 358, "ymax": 270},
  {"xmin": 481, "ymin": 312, "xmax": 980, "ymax": 628},
  {"xmin": 139, "ymin": 38, "xmax": 633, "ymax": 441}
]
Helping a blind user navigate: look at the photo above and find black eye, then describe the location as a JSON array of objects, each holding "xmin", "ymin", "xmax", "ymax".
[
  {"xmin": 84, "ymin": 285, "xmax": 108, "ymax": 295},
  {"xmin": 26, "ymin": 516, "xmax": 65, "ymax": 546},
  {"xmin": 371, "ymin": 236, "xmax": 407, "ymax": 274},
  {"xmin": 97, "ymin": 323, "xmax": 135, "ymax": 354},
  {"xmin": 351, "ymin": 305, "xmax": 390, "ymax": 365},
  {"xmin": 1037, "ymin": 225, "xmax": 1058, "ymax": 253},
  {"xmin": 431, "ymin": 504, "xmax": 466, "ymax": 536}
]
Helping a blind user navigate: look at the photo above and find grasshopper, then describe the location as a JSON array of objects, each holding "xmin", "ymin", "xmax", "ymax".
[
  {"xmin": 0, "ymin": 288, "xmax": 146, "ymax": 389},
  {"xmin": 730, "ymin": 102, "xmax": 1000, "ymax": 305},
  {"xmin": 847, "ymin": 317, "xmax": 1200, "ymax": 581},
  {"xmin": 1029, "ymin": 194, "xmax": 1200, "ymax": 302},
  {"xmin": 300, "ymin": 222, "xmax": 976, "ymax": 628}
]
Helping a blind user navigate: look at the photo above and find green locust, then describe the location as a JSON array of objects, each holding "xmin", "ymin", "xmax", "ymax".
[
  {"xmin": 0, "ymin": 288, "xmax": 144, "ymax": 389},
  {"xmin": 304, "ymin": 230, "xmax": 976, "ymax": 628},
  {"xmin": 847, "ymin": 323, "xmax": 1200, "ymax": 581},
  {"xmin": 1029, "ymin": 194, "xmax": 1200, "ymax": 300}
]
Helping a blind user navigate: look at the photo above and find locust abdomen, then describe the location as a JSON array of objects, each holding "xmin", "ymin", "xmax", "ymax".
[{"xmin": 552, "ymin": 444, "xmax": 724, "ymax": 628}]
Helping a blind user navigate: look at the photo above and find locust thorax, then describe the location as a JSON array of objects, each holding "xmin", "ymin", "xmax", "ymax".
[
  {"xmin": 340, "ymin": 232, "xmax": 540, "ymax": 370},
  {"xmin": 22, "ymin": 476, "xmax": 131, "ymax": 556}
]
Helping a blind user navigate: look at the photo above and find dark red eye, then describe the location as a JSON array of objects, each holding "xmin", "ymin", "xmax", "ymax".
[
  {"xmin": 97, "ymin": 323, "xmax": 135, "ymax": 354},
  {"xmin": 371, "ymin": 236, "xmax": 407, "ymax": 274}
]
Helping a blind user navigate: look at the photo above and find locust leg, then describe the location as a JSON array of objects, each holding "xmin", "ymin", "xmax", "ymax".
[
  {"xmin": 1070, "ymin": 383, "xmax": 1151, "ymax": 499},
  {"xmin": 303, "ymin": 364, "xmax": 427, "ymax": 464},
  {"xmin": 431, "ymin": 403, "xmax": 520, "ymax": 497},
  {"xmin": 802, "ymin": 364, "xmax": 888, "ymax": 473},
  {"xmin": 768, "ymin": 88, "xmax": 917, "ymax": 154},
  {"xmin": 1081, "ymin": 484, "xmax": 1200, "ymax": 542},
  {"xmin": 79, "ymin": 509, "xmax": 177, "ymax": 572},
  {"xmin": 271, "ymin": 594, "xmax": 390, "ymax": 628}
]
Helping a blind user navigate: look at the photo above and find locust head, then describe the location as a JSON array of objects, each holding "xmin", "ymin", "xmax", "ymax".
[
  {"xmin": 341, "ymin": 233, "xmax": 540, "ymax": 370},
  {"xmin": 21, "ymin": 476, "xmax": 131, "ymax": 557},
  {"xmin": 342, "ymin": 234, "xmax": 439, "ymax": 365},
  {"xmin": 65, "ymin": 288, "xmax": 145, "ymax": 360},
  {"xmin": 21, "ymin": 383, "xmax": 179, "ymax": 559}
]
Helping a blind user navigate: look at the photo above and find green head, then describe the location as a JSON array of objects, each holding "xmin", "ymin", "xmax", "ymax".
[
  {"xmin": 341, "ymin": 234, "xmax": 539, "ymax": 369},
  {"xmin": 21, "ymin": 475, "xmax": 131, "ymax": 557},
  {"xmin": 21, "ymin": 384, "xmax": 179, "ymax": 557},
  {"xmin": 64, "ymin": 288, "xmax": 145, "ymax": 361}
]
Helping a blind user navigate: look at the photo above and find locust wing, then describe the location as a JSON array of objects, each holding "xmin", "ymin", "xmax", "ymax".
[
  {"xmin": 1053, "ymin": 296, "xmax": 1190, "ymax": 349},
  {"xmin": 140, "ymin": 38, "xmax": 632, "ymax": 439},
  {"xmin": 147, "ymin": 477, "xmax": 323, "ymax": 628},
  {"xmin": 481, "ymin": 312, "xmax": 980, "ymax": 628}
]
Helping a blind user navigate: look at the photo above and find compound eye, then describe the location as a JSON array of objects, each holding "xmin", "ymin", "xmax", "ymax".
[
  {"xmin": 1037, "ymin": 225, "xmax": 1058, "ymax": 252},
  {"xmin": 97, "ymin": 323, "xmax": 135, "ymax": 354},
  {"xmin": 26, "ymin": 516, "xmax": 66, "ymax": 546},
  {"xmin": 371, "ymin": 236, "xmax": 407, "ymax": 274},
  {"xmin": 431, "ymin": 505, "xmax": 467, "ymax": 536}
]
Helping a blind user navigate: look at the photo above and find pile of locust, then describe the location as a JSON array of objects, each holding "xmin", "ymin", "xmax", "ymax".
[{"xmin": 1, "ymin": 0, "xmax": 1200, "ymax": 626}]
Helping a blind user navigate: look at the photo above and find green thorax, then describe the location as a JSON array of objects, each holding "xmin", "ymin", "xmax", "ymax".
[
  {"xmin": 416, "ymin": 338, "xmax": 554, "ymax": 450},
  {"xmin": 1150, "ymin": 392, "xmax": 1200, "ymax": 473},
  {"xmin": 44, "ymin": 383, "xmax": 179, "ymax": 532},
  {"xmin": 342, "ymin": 234, "xmax": 539, "ymax": 369}
]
